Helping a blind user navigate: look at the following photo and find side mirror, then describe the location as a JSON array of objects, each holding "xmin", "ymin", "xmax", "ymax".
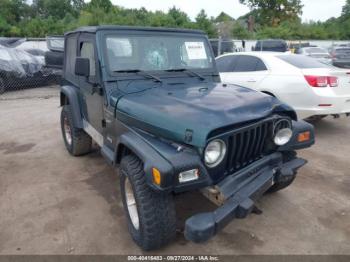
[{"xmin": 75, "ymin": 57, "xmax": 90, "ymax": 77}]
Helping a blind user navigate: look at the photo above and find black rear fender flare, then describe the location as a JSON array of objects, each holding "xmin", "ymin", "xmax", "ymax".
[{"xmin": 60, "ymin": 85, "xmax": 83, "ymax": 129}]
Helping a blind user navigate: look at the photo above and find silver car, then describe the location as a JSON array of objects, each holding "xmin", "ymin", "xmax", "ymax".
[{"xmin": 296, "ymin": 47, "xmax": 332, "ymax": 65}]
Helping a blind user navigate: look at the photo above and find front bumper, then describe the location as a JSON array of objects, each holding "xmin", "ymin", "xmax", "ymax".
[{"xmin": 184, "ymin": 152, "xmax": 306, "ymax": 243}]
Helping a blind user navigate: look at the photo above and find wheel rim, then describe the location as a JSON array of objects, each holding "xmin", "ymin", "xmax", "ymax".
[
  {"xmin": 63, "ymin": 115, "xmax": 72, "ymax": 145},
  {"xmin": 124, "ymin": 178, "xmax": 140, "ymax": 230}
]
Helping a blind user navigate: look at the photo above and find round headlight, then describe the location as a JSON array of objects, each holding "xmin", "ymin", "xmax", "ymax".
[
  {"xmin": 204, "ymin": 139, "xmax": 226, "ymax": 168},
  {"xmin": 274, "ymin": 128, "xmax": 293, "ymax": 146}
]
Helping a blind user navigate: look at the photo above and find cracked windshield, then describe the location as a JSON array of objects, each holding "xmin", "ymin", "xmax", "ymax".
[{"xmin": 105, "ymin": 35, "xmax": 214, "ymax": 72}]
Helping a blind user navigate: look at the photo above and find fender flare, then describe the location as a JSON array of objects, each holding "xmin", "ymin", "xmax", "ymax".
[
  {"xmin": 116, "ymin": 130, "xmax": 212, "ymax": 192},
  {"xmin": 60, "ymin": 85, "xmax": 83, "ymax": 129},
  {"xmin": 117, "ymin": 131, "xmax": 175, "ymax": 191},
  {"xmin": 278, "ymin": 120, "xmax": 315, "ymax": 151}
]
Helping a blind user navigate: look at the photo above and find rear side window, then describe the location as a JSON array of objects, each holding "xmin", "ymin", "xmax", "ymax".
[
  {"xmin": 277, "ymin": 55, "xmax": 328, "ymax": 69},
  {"xmin": 234, "ymin": 55, "xmax": 267, "ymax": 72},
  {"xmin": 216, "ymin": 55, "xmax": 238, "ymax": 72},
  {"xmin": 64, "ymin": 35, "xmax": 78, "ymax": 85}
]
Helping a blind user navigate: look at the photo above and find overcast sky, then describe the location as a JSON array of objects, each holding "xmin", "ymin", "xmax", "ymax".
[{"xmin": 109, "ymin": 0, "xmax": 346, "ymax": 22}]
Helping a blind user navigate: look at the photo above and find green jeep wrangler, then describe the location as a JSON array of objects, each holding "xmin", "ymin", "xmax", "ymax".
[{"xmin": 59, "ymin": 26, "xmax": 315, "ymax": 250}]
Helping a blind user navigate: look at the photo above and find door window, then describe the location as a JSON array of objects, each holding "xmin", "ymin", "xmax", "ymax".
[
  {"xmin": 216, "ymin": 55, "xmax": 239, "ymax": 72},
  {"xmin": 234, "ymin": 56, "xmax": 267, "ymax": 72}
]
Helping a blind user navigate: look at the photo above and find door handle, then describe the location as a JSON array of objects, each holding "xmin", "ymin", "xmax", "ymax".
[{"xmin": 247, "ymin": 79, "xmax": 257, "ymax": 83}]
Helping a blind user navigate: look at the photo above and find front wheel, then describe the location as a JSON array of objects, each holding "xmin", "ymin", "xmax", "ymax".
[
  {"xmin": 267, "ymin": 175, "xmax": 296, "ymax": 193},
  {"xmin": 267, "ymin": 151, "xmax": 297, "ymax": 193},
  {"xmin": 120, "ymin": 155, "xmax": 176, "ymax": 250}
]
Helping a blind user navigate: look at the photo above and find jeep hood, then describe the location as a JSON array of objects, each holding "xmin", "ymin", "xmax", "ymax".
[{"xmin": 112, "ymin": 82, "xmax": 293, "ymax": 147}]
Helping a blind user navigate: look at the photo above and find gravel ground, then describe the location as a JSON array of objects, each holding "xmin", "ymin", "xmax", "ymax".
[{"xmin": 0, "ymin": 87, "xmax": 349, "ymax": 255}]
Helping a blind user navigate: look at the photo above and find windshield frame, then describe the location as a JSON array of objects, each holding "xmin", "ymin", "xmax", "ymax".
[{"xmin": 99, "ymin": 30, "xmax": 217, "ymax": 79}]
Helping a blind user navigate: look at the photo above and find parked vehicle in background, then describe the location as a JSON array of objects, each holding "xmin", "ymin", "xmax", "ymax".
[
  {"xmin": 45, "ymin": 36, "xmax": 64, "ymax": 70},
  {"xmin": 59, "ymin": 26, "xmax": 314, "ymax": 250},
  {"xmin": 295, "ymin": 47, "xmax": 332, "ymax": 65},
  {"xmin": 0, "ymin": 37, "xmax": 61, "ymax": 94},
  {"xmin": 295, "ymin": 46, "xmax": 332, "ymax": 60},
  {"xmin": 254, "ymin": 39, "xmax": 288, "ymax": 52},
  {"xmin": 328, "ymin": 46, "xmax": 350, "ymax": 68},
  {"xmin": 289, "ymin": 42, "xmax": 312, "ymax": 53},
  {"xmin": 0, "ymin": 46, "xmax": 58, "ymax": 94},
  {"xmin": 209, "ymin": 38, "xmax": 235, "ymax": 57},
  {"xmin": 216, "ymin": 52, "xmax": 350, "ymax": 120}
]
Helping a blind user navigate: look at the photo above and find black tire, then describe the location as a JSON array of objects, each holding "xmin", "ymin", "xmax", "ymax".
[
  {"xmin": 266, "ymin": 151, "xmax": 297, "ymax": 194},
  {"xmin": 306, "ymin": 115, "xmax": 328, "ymax": 122},
  {"xmin": 120, "ymin": 155, "xmax": 176, "ymax": 250},
  {"xmin": 267, "ymin": 176, "xmax": 296, "ymax": 193},
  {"xmin": 60, "ymin": 105, "xmax": 92, "ymax": 156}
]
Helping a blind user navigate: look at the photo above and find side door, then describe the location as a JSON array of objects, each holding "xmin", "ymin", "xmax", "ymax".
[
  {"xmin": 222, "ymin": 55, "xmax": 269, "ymax": 90},
  {"xmin": 77, "ymin": 34, "xmax": 105, "ymax": 135}
]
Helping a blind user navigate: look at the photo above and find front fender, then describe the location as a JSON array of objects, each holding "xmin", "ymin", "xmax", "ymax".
[
  {"xmin": 117, "ymin": 130, "xmax": 212, "ymax": 192},
  {"xmin": 278, "ymin": 120, "xmax": 315, "ymax": 151},
  {"xmin": 60, "ymin": 85, "xmax": 83, "ymax": 129}
]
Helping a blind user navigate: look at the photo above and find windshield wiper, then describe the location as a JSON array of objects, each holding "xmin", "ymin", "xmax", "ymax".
[
  {"xmin": 114, "ymin": 69, "xmax": 162, "ymax": 83},
  {"xmin": 165, "ymin": 68, "xmax": 205, "ymax": 81}
]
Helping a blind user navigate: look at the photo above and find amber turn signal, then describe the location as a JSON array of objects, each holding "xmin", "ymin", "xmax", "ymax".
[
  {"xmin": 152, "ymin": 168, "xmax": 161, "ymax": 185},
  {"xmin": 298, "ymin": 131, "xmax": 310, "ymax": 143}
]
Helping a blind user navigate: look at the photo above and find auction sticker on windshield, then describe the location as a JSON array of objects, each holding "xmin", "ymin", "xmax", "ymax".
[{"xmin": 185, "ymin": 42, "xmax": 207, "ymax": 60}]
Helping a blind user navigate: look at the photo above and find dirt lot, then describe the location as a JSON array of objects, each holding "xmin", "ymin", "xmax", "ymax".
[{"xmin": 0, "ymin": 87, "xmax": 349, "ymax": 255}]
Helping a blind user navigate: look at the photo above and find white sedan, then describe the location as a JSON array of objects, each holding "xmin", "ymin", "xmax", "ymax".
[{"xmin": 216, "ymin": 52, "xmax": 350, "ymax": 120}]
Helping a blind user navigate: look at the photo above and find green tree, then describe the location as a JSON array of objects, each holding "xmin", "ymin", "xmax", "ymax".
[
  {"xmin": 232, "ymin": 22, "xmax": 252, "ymax": 39},
  {"xmin": 215, "ymin": 12, "xmax": 234, "ymax": 23},
  {"xmin": 342, "ymin": 0, "xmax": 350, "ymax": 18},
  {"xmin": 239, "ymin": 0, "xmax": 303, "ymax": 26},
  {"xmin": 33, "ymin": 0, "xmax": 75, "ymax": 20},
  {"xmin": 0, "ymin": 15, "xmax": 11, "ymax": 36},
  {"xmin": 168, "ymin": 7, "xmax": 192, "ymax": 27},
  {"xmin": 195, "ymin": 9, "xmax": 217, "ymax": 38},
  {"xmin": 0, "ymin": 0, "xmax": 29, "ymax": 24},
  {"xmin": 87, "ymin": 0, "xmax": 113, "ymax": 12}
]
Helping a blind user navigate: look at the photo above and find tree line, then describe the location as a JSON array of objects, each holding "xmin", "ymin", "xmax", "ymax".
[{"xmin": 0, "ymin": 0, "xmax": 350, "ymax": 40}]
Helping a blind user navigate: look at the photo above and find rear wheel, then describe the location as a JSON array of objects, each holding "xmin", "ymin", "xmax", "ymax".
[
  {"xmin": 120, "ymin": 155, "xmax": 176, "ymax": 250},
  {"xmin": 60, "ymin": 105, "xmax": 92, "ymax": 156}
]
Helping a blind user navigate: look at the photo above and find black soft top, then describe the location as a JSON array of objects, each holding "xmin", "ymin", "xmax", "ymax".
[{"xmin": 65, "ymin": 25, "xmax": 205, "ymax": 36}]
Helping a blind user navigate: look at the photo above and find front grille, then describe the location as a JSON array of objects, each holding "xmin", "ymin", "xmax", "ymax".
[{"xmin": 224, "ymin": 120, "xmax": 274, "ymax": 173}]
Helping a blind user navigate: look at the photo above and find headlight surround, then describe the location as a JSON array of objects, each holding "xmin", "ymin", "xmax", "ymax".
[
  {"xmin": 274, "ymin": 128, "xmax": 293, "ymax": 146},
  {"xmin": 204, "ymin": 139, "xmax": 226, "ymax": 168}
]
